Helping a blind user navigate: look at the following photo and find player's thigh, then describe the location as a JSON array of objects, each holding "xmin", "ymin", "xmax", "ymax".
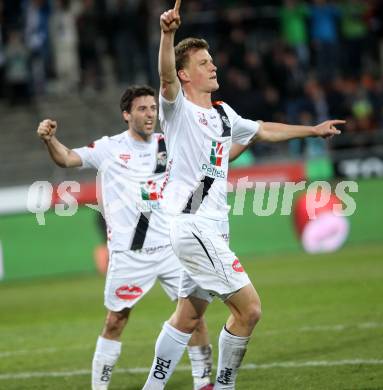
[
  {"xmin": 157, "ymin": 246, "xmax": 183, "ymax": 302},
  {"xmin": 169, "ymin": 296, "xmax": 210, "ymax": 333},
  {"xmin": 104, "ymin": 251, "xmax": 157, "ymax": 312},
  {"xmin": 224, "ymin": 283, "xmax": 261, "ymax": 319},
  {"xmin": 158, "ymin": 246, "xmax": 215, "ymax": 303},
  {"xmin": 170, "ymin": 215, "xmax": 250, "ymax": 298},
  {"xmin": 174, "ymin": 296, "xmax": 210, "ymax": 319}
]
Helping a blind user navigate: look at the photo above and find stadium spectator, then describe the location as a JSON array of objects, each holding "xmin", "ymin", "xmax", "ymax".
[
  {"xmin": 4, "ymin": 29, "xmax": 30, "ymax": 105},
  {"xmin": 76, "ymin": 0, "xmax": 104, "ymax": 93},
  {"xmin": 24, "ymin": 0, "xmax": 51, "ymax": 96},
  {"xmin": 219, "ymin": 66, "xmax": 259, "ymax": 121},
  {"xmin": 326, "ymin": 76, "xmax": 350, "ymax": 119},
  {"xmin": 243, "ymin": 50, "xmax": 269, "ymax": 90},
  {"xmin": 309, "ymin": 0, "xmax": 341, "ymax": 82},
  {"xmin": 365, "ymin": 0, "xmax": 383, "ymax": 71},
  {"xmin": 108, "ymin": 0, "xmax": 148, "ymax": 85},
  {"xmin": 289, "ymin": 78, "xmax": 329, "ymax": 158},
  {"xmin": 50, "ymin": 0, "xmax": 80, "ymax": 94},
  {"xmin": 350, "ymin": 85, "xmax": 375, "ymax": 132},
  {"xmin": 2, "ymin": 0, "xmax": 25, "ymax": 43},
  {"xmin": 340, "ymin": 0, "xmax": 368, "ymax": 78},
  {"xmin": 279, "ymin": 0, "xmax": 310, "ymax": 68},
  {"xmin": 271, "ymin": 48, "xmax": 307, "ymax": 124}
]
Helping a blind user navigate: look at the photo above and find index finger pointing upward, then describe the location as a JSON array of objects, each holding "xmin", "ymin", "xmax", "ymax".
[{"xmin": 174, "ymin": 0, "xmax": 181, "ymax": 12}]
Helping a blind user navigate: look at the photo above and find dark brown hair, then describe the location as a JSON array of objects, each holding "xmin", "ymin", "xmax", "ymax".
[
  {"xmin": 120, "ymin": 85, "xmax": 155, "ymax": 112},
  {"xmin": 175, "ymin": 38, "xmax": 210, "ymax": 72}
]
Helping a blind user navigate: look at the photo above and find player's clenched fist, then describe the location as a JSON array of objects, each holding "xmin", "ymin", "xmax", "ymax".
[
  {"xmin": 160, "ymin": 0, "xmax": 181, "ymax": 33},
  {"xmin": 37, "ymin": 119, "xmax": 57, "ymax": 141}
]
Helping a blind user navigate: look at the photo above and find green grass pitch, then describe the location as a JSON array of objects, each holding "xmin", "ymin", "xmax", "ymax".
[{"xmin": 1, "ymin": 242, "xmax": 382, "ymax": 389}]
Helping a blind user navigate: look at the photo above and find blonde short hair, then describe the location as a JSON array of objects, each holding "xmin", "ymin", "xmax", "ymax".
[{"xmin": 175, "ymin": 37, "xmax": 210, "ymax": 72}]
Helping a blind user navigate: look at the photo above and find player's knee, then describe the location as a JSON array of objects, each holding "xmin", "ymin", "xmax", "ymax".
[
  {"xmin": 103, "ymin": 310, "xmax": 130, "ymax": 338},
  {"xmin": 193, "ymin": 316, "xmax": 208, "ymax": 334},
  {"xmin": 238, "ymin": 301, "xmax": 261, "ymax": 329},
  {"xmin": 247, "ymin": 301, "xmax": 262, "ymax": 327},
  {"xmin": 186, "ymin": 317, "xmax": 201, "ymax": 333},
  {"xmin": 170, "ymin": 312, "xmax": 201, "ymax": 334}
]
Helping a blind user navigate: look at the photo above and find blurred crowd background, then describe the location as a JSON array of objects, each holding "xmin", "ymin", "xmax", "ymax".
[{"xmin": 1, "ymin": 0, "xmax": 383, "ymax": 184}]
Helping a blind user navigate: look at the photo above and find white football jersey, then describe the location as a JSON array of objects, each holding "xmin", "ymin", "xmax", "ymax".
[
  {"xmin": 73, "ymin": 132, "xmax": 170, "ymax": 251},
  {"xmin": 159, "ymin": 88, "xmax": 260, "ymax": 220}
]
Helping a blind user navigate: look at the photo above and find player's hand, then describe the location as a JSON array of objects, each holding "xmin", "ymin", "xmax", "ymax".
[
  {"xmin": 160, "ymin": 0, "xmax": 181, "ymax": 33},
  {"xmin": 37, "ymin": 119, "xmax": 57, "ymax": 142},
  {"xmin": 314, "ymin": 119, "xmax": 345, "ymax": 139}
]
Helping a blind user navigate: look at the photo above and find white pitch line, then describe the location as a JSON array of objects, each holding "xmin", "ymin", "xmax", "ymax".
[
  {"xmin": 0, "ymin": 359, "xmax": 382, "ymax": 380},
  {"xmin": 2, "ymin": 322, "xmax": 382, "ymax": 359},
  {"xmin": 0, "ymin": 345, "xmax": 89, "ymax": 358},
  {"xmin": 262, "ymin": 321, "xmax": 383, "ymax": 336}
]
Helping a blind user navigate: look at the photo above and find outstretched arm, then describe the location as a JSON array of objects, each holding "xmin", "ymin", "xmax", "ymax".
[
  {"xmin": 159, "ymin": 0, "xmax": 182, "ymax": 101},
  {"xmin": 255, "ymin": 120, "xmax": 344, "ymax": 143},
  {"xmin": 37, "ymin": 119, "xmax": 82, "ymax": 168},
  {"xmin": 230, "ymin": 119, "xmax": 344, "ymax": 159}
]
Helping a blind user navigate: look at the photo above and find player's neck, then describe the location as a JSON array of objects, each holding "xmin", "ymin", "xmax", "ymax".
[
  {"xmin": 184, "ymin": 88, "xmax": 212, "ymax": 109},
  {"xmin": 127, "ymin": 129, "xmax": 152, "ymax": 143}
]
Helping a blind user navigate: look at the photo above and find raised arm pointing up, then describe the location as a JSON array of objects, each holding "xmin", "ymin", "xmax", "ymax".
[{"xmin": 159, "ymin": 0, "xmax": 182, "ymax": 101}]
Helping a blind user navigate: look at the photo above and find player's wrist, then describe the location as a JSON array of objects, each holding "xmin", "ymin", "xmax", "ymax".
[
  {"xmin": 161, "ymin": 29, "xmax": 176, "ymax": 36},
  {"xmin": 43, "ymin": 135, "xmax": 55, "ymax": 144},
  {"xmin": 311, "ymin": 125, "xmax": 320, "ymax": 137}
]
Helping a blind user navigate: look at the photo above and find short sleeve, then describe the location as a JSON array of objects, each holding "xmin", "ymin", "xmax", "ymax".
[
  {"xmin": 72, "ymin": 136, "xmax": 109, "ymax": 169},
  {"xmin": 159, "ymin": 88, "xmax": 184, "ymax": 134},
  {"xmin": 223, "ymin": 103, "xmax": 260, "ymax": 145}
]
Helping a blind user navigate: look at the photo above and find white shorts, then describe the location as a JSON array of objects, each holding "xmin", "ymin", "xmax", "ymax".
[
  {"xmin": 169, "ymin": 214, "xmax": 250, "ymax": 302},
  {"xmin": 104, "ymin": 244, "xmax": 182, "ymax": 312}
]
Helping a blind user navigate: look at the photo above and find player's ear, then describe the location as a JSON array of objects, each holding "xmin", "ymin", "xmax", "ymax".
[
  {"xmin": 178, "ymin": 69, "xmax": 189, "ymax": 83},
  {"xmin": 122, "ymin": 111, "xmax": 131, "ymax": 123}
]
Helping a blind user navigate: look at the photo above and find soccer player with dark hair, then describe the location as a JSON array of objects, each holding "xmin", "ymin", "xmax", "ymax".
[
  {"xmin": 37, "ymin": 85, "xmax": 215, "ymax": 390},
  {"xmin": 142, "ymin": 1, "xmax": 344, "ymax": 389}
]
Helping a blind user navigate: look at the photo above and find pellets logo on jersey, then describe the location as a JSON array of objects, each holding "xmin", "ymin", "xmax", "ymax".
[
  {"xmin": 232, "ymin": 259, "xmax": 244, "ymax": 273},
  {"xmin": 141, "ymin": 180, "xmax": 161, "ymax": 201},
  {"xmin": 210, "ymin": 141, "xmax": 223, "ymax": 167},
  {"xmin": 115, "ymin": 285, "xmax": 143, "ymax": 300}
]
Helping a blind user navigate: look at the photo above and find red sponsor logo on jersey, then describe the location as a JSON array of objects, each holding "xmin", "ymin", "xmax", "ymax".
[
  {"xmin": 232, "ymin": 259, "xmax": 244, "ymax": 273},
  {"xmin": 210, "ymin": 141, "xmax": 223, "ymax": 167},
  {"xmin": 141, "ymin": 180, "xmax": 162, "ymax": 200},
  {"xmin": 115, "ymin": 285, "xmax": 143, "ymax": 300},
  {"xmin": 87, "ymin": 142, "xmax": 95, "ymax": 148},
  {"xmin": 119, "ymin": 153, "xmax": 131, "ymax": 163}
]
